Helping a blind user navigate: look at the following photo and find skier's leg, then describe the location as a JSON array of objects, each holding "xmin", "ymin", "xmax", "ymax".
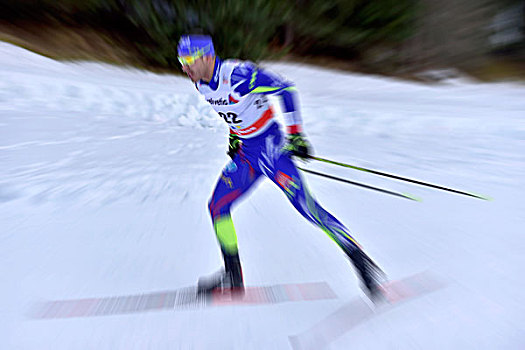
[
  {"xmin": 267, "ymin": 153, "xmax": 384, "ymax": 298},
  {"xmin": 208, "ymin": 157, "xmax": 260, "ymax": 254},
  {"xmin": 201, "ymin": 156, "xmax": 261, "ymax": 293},
  {"xmin": 268, "ymin": 154, "xmax": 360, "ymax": 253}
]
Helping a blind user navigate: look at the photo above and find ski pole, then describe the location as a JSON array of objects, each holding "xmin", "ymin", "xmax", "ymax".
[
  {"xmin": 308, "ymin": 156, "xmax": 490, "ymax": 201},
  {"xmin": 297, "ymin": 167, "xmax": 421, "ymax": 202}
]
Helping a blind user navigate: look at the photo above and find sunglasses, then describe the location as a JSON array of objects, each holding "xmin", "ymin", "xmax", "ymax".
[{"xmin": 178, "ymin": 51, "xmax": 204, "ymax": 66}]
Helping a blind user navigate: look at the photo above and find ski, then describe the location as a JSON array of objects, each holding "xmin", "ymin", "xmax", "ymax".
[
  {"xmin": 378, "ymin": 271, "xmax": 445, "ymax": 304},
  {"xmin": 289, "ymin": 271, "xmax": 446, "ymax": 349},
  {"xmin": 32, "ymin": 281, "xmax": 337, "ymax": 319}
]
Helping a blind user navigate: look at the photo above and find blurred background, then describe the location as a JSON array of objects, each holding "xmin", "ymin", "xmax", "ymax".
[
  {"xmin": 1, "ymin": 2, "xmax": 524, "ymax": 349},
  {"xmin": 0, "ymin": 0, "xmax": 523, "ymax": 81}
]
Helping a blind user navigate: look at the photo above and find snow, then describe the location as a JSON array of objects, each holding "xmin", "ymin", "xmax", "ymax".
[{"xmin": 1, "ymin": 41, "xmax": 524, "ymax": 349}]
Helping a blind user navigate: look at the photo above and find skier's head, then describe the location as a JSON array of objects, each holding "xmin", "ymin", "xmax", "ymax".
[{"xmin": 177, "ymin": 34, "xmax": 215, "ymax": 83}]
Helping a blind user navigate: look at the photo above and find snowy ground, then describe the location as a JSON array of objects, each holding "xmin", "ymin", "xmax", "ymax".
[{"xmin": 1, "ymin": 42, "xmax": 524, "ymax": 349}]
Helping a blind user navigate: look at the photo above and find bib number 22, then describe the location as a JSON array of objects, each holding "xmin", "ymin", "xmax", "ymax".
[{"xmin": 219, "ymin": 112, "xmax": 242, "ymax": 124}]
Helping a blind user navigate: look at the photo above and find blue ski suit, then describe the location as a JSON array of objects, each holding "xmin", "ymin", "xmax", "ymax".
[{"xmin": 196, "ymin": 58, "xmax": 360, "ymax": 256}]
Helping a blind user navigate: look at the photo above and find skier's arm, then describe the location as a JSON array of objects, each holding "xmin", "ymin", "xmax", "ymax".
[{"xmin": 231, "ymin": 62, "xmax": 303, "ymax": 135}]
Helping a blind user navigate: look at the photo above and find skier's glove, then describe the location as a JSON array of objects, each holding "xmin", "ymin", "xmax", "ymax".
[
  {"xmin": 227, "ymin": 133, "xmax": 242, "ymax": 159},
  {"xmin": 284, "ymin": 133, "xmax": 312, "ymax": 160}
]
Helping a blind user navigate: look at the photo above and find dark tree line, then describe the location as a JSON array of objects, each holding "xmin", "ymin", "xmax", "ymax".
[
  {"xmin": 0, "ymin": 0, "xmax": 416, "ymax": 69},
  {"xmin": 1, "ymin": 0, "xmax": 522, "ymax": 72}
]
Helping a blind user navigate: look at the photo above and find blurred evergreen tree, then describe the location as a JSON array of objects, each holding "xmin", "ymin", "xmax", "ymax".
[
  {"xmin": 117, "ymin": 0, "xmax": 415, "ymax": 68},
  {"xmin": 288, "ymin": 0, "xmax": 416, "ymax": 59},
  {"xmin": 0, "ymin": 0, "xmax": 416, "ymax": 70},
  {"xmin": 117, "ymin": 0, "xmax": 291, "ymax": 68}
]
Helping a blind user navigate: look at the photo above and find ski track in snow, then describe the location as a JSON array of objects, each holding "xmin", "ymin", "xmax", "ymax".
[{"xmin": 1, "ymin": 42, "xmax": 525, "ymax": 349}]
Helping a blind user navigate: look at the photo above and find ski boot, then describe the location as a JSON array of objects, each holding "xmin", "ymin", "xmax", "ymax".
[
  {"xmin": 197, "ymin": 251, "xmax": 244, "ymax": 297},
  {"xmin": 347, "ymin": 247, "xmax": 385, "ymax": 300}
]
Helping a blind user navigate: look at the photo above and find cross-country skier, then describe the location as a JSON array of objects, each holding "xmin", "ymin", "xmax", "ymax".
[{"xmin": 177, "ymin": 34, "xmax": 384, "ymax": 299}]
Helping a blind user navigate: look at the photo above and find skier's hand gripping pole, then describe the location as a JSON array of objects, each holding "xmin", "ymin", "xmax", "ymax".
[
  {"xmin": 283, "ymin": 133, "xmax": 312, "ymax": 160},
  {"xmin": 227, "ymin": 133, "xmax": 242, "ymax": 159}
]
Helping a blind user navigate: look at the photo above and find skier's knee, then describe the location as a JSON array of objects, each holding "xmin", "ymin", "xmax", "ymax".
[{"xmin": 208, "ymin": 197, "xmax": 231, "ymax": 221}]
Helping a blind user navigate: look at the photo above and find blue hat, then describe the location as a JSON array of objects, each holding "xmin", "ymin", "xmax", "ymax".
[{"xmin": 177, "ymin": 35, "xmax": 215, "ymax": 57}]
